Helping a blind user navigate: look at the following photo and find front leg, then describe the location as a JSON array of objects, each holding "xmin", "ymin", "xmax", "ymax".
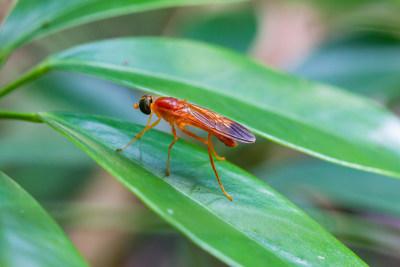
[{"xmin": 116, "ymin": 114, "xmax": 161, "ymax": 151}]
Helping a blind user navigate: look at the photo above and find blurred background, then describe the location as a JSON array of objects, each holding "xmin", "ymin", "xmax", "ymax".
[{"xmin": 1, "ymin": 0, "xmax": 400, "ymax": 266}]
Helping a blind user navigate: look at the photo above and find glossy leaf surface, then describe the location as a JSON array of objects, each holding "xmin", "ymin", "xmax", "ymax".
[
  {"xmin": 257, "ymin": 160, "xmax": 400, "ymax": 217},
  {"xmin": 39, "ymin": 38, "xmax": 400, "ymax": 179},
  {"xmin": 39, "ymin": 112, "xmax": 365, "ymax": 266},
  {"xmin": 294, "ymin": 34, "xmax": 400, "ymax": 105},
  {"xmin": 0, "ymin": 171, "xmax": 87, "ymax": 267},
  {"xmin": 0, "ymin": 0, "xmax": 245, "ymax": 61}
]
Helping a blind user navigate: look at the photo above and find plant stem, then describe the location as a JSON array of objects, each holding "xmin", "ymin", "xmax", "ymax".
[
  {"xmin": 0, "ymin": 110, "xmax": 43, "ymax": 123},
  {"xmin": 0, "ymin": 64, "xmax": 49, "ymax": 99}
]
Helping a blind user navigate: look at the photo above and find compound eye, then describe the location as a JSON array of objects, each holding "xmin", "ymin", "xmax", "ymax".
[{"xmin": 139, "ymin": 95, "xmax": 152, "ymax": 115}]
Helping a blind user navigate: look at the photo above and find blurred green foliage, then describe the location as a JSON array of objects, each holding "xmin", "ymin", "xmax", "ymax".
[{"xmin": 172, "ymin": 6, "xmax": 256, "ymax": 53}]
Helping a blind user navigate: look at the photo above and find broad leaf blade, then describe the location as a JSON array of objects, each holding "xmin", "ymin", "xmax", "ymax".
[
  {"xmin": 257, "ymin": 160, "xmax": 400, "ymax": 217},
  {"xmin": 42, "ymin": 37, "xmax": 400, "ymax": 178},
  {"xmin": 0, "ymin": 0, "xmax": 245, "ymax": 61},
  {"xmin": 39, "ymin": 111, "xmax": 365, "ymax": 266},
  {"xmin": 0, "ymin": 171, "xmax": 88, "ymax": 267},
  {"xmin": 293, "ymin": 34, "xmax": 400, "ymax": 105},
  {"xmin": 303, "ymin": 209, "xmax": 400, "ymax": 263}
]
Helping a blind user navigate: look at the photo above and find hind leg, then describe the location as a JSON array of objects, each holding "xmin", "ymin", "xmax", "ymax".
[{"xmin": 177, "ymin": 125, "xmax": 232, "ymax": 200}]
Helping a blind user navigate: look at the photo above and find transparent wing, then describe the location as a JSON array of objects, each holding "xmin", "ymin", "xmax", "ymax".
[{"xmin": 186, "ymin": 103, "xmax": 256, "ymax": 143}]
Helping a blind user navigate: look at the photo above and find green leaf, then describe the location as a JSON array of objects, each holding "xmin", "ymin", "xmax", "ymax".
[
  {"xmin": 0, "ymin": 0, "xmax": 246, "ymax": 61},
  {"xmin": 0, "ymin": 170, "xmax": 88, "ymax": 267},
  {"xmin": 26, "ymin": 37, "xmax": 400, "ymax": 179},
  {"xmin": 294, "ymin": 34, "xmax": 400, "ymax": 105},
  {"xmin": 304, "ymin": 209, "xmax": 400, "ymax": 264},
  {"xmin": 39, "ymin": 111, "xmax": 366, "ymax": 266},
  {"xmin": 257, "ymin": 160, "xmax": 400, "ymax": 217},
  {"xmin": 173, "ymin": 6, "xmax": 257, "ymax": 53}
]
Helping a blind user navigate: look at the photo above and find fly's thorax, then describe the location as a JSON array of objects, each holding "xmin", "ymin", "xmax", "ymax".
[
  {"xmin": 154, "ymin": 97, "xmax": 185, "ymax": 110},
  {"xmin": 152, "ymin": 98, "xmax": 186, "ymax": 124}
]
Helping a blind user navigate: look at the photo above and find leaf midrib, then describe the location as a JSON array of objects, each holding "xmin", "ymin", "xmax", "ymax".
[
  {"xmin": 43, "ymin": 59, "xmax": 346, "ymax": 137},
  {"xmin": 43, "ymin": 59, "xmax": 400, "ymax": 177}
]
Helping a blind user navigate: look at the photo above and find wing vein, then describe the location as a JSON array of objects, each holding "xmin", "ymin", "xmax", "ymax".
[{"xmin": 185, "ymin": 103, "xmax": 255, "ymax": 143}]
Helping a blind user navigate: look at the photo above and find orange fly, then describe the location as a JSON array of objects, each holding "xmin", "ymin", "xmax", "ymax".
[{"xmin": 116, "ymin": 95, "xmax": 256, "ymax": 200}]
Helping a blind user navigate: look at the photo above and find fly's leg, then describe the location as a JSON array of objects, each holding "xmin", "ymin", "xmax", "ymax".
[
  {"xmin": 116, "ymin": 114, "xmax": 161, "ymax": 151},
  {"xmin": 177, "ymin": 125, "xmax": 233, "ymax": 200},
  {"xmin": 178, "ymin": 125, "xmax": 225, "ymax": 160},
  {"xmin": 178, "ymin": 126, "xmax": 207, "ymax": 144},
  {"xmin": 208, "ymin": 134, "xmax": 225, "ymax": 161},
  {"xmin": 167, "ymin": 124, "xmax": 178, "ymax": 176},
  {"xmin": 206, "ymin": 133, "xmax": 232, "ymax": 200}
]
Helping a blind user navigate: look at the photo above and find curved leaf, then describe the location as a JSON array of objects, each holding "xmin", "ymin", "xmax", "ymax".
[
  {"xmin": 256, "ymin": 160, "xmax": 400, "ymax": 217},
  {"xmin": 0, "ymin": 171, "xmax": 88, "ymax": 267},
  {"xmin": 0, "ymin": 0, "xmax": 245, "ymax": 61},
  {"xmin": 39, "ymin": 111, "xmax": 365, "ymax": 266},
  {"xmin": 26, "ymin": 37, "xmax": 400, "ymax": 179},
  {"xmin": 304, "ymin": 209, "xmax": 400, "ymax": 264},
  {"xmin": 293, "ymin": 34, "xmax": 400, "ymax": 105}
]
